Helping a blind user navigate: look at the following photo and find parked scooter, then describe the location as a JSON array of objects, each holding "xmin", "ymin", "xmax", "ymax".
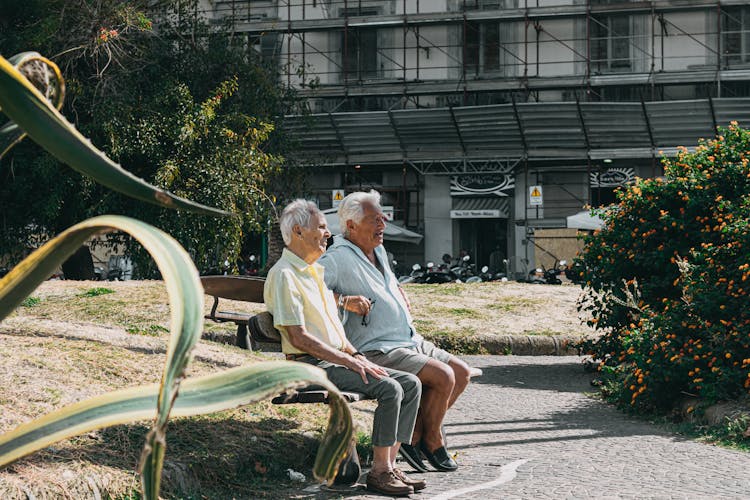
[
  {"xmin": 398, "ymin": 263, "xmax": 426, "ymax": 284},
  {"xmin": 528, "ymin": 260, "xmax": 567, "ymax": 284},
  {"xmin": 451, "ymin": 254, "xmax": 477, "ymax": 282},
  {"xmin": 478, "ymin": 266, "xmax": 494, "ymax": 282},
  {"xmin": 422, "ymin": 261, "xmax": 458, "ymax": 284}
]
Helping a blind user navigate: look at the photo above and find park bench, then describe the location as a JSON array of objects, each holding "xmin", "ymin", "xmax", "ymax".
[
  {"xmin": 200, "ymin": 275, "xmax": 483, "ymax": 482},
  {"xmin": 201, "ymin": 274, "xmax": 366, "ymax": 484},
  {"xmin": 201, "ymin": 275, "xmax": 483, "ymax": 393},
  {"xmin": 200, "ymin": 275, "xmax": 370, "ymax": 405}
]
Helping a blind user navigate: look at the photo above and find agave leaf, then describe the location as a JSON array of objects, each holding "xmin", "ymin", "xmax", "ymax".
[
  {"xmin": 0, "ymin": 53, "xmax": 65, "ymax": 158},
  {"xmin": 0, "ymin": 214, "xmax": 204, "ymax": 497},
  {"xmin": 0, "ymin": 53, "xmax": 229, "ymax": 216},
  {"xmin": 0, "ymin": 362, "xmax": 352, "ymax": 486}
]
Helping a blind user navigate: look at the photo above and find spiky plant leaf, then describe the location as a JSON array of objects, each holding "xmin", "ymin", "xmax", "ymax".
[
  {"xmin": 0, "ymin": 362, "xmax": 352, "ymax": 486},
  {"xmin": 0, "ymin": 52, "xmax": 64, "ymax": 157},
  {"xmin": 0, "ymin": 53, "xmax": 228, "ymax": 216},
  {"xmin": 0, "ymin": 214, "xmax": 203, "ymax": 496}
]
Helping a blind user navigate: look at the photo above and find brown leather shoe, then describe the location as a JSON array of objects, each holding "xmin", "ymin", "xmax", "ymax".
[
  {"xmin": 393, "ymin": 468, "xmax": 427, "ymax": 491},
  {"xmin": 366, "ymin": 469, "xmax": 414, "ymax": 496}
]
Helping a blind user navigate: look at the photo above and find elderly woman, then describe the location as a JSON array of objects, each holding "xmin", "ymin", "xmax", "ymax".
[{"xmin": 264, "ymin": 199, "xmax": 426, "ymax": 496}]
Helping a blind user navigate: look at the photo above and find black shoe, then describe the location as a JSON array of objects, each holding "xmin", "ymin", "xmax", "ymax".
[
  {"xmin": 333, "ymin": 442, "xmax": 362, "ymax": 486},
  {"xmin": 419, "ymin": 442, "xmax": 458, "ymax": 472},
  {"xmin": 399, "ymin": 443, "xmax": 428, "ymax": 472}
]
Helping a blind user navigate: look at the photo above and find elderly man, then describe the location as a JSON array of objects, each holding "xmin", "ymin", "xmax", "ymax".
[
  {"xmin": 264, "ymin": 199, "xmax": 426, "ymax": 496},
  {"xmin": 319, "ymin": 190, "xmax": 472, "ymax": 472}
]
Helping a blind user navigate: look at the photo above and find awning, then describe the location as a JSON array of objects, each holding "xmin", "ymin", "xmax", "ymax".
[
  {"xmin": 323, "ymin": 208, "xmax": 424, "ymax": 244},
  {"xmin": 566, "ymin": 210, "xmax": 605, "ymax": 230}
]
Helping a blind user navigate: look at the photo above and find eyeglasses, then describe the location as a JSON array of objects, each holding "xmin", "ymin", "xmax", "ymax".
[{"xmin": 361, "ymin": 298, "xmax": 376, "ymax": 326}]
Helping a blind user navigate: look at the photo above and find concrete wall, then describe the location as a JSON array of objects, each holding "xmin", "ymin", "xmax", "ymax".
[{"xmin": 423, "ymin": 176, "xmax": 453, "ymax": 265}]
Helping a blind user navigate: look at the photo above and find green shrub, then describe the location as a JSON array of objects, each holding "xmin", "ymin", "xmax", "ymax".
[
  {"xmin": 578, "ymin": 122, "xmax": 750, "ymax": 411},
  {"xmin": 21, "ymin": 296, "xmax": 41, "ymax": 307},
  {"xmin": 79, "ymin": 287, "xmax": 115, "ymax": 297}
]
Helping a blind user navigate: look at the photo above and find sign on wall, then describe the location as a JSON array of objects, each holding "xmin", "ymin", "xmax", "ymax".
[
  {"xmin": 450, "ymin": 174, "xmax": 515, "ymax": 197},
  {"xmin": 450, "ymin": 209, "xmax": 501, "ymax": 219},
  {"xmin": 332, "ymin": 189, "xmax": 345, "ymax": 207},
  {"xmin": 590, "ymin": 168, "xmax": 635, "ymax": 187},
  {"xmin": 529, "ymin": 185, "xmax": 543, "ymax": 206},
  {"xmin": 382, "ymin": 205, "xmax": 394, "ymax": 221}
]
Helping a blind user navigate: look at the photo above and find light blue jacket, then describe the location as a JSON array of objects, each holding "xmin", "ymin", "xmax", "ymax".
[{"xmin": 318, "ymin": 235, "xmax": 420, "ymax": 353}]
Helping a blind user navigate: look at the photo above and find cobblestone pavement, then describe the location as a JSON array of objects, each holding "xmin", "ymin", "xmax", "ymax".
[{"xmin": 300, "ymin": 355, "xmax": 750, "ymax": 500}]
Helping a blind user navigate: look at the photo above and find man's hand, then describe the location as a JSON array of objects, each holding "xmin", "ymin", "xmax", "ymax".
[
  {"xmin": 345, "ymin": 353, "xmax": 388, "ymax": 383},
  {"xmin": 343, "ymin": 295, "xmax": 373, "ymax": 316}
]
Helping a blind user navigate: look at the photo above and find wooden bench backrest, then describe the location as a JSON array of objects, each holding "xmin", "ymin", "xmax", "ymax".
[{"xmin": 201, "ymin": 275, "xmax": 266, "ymax": 303}]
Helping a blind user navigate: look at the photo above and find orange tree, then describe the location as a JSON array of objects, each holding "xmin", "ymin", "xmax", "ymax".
[{"xmin": 577, "ymin": 122, "xmax": 750, "ymax": 411}]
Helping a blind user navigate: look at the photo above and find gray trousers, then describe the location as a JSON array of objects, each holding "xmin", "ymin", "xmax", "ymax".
[{"xmin": 305, "ymin": 357, "xmax": 422, "ymax": 447}]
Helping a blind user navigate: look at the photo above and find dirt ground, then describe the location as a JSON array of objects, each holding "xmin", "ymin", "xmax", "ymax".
[
  {"xmin": 10, "ymin": 279, "xmax": 596, "ymax": 341},
  {"xmin": 405, "ymin": 281, "xmax": 595, "ymax": 339},
  {"xmin": 0, "ymin": 279, "xmax": 595, "ymax": 498}
]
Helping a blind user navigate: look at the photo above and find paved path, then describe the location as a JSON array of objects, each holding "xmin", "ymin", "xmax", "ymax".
[{"xmin": 301, "ymin": 355, "xmax": 750, "ymax": 499}]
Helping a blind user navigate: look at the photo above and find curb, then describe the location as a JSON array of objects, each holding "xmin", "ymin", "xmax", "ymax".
[
  {"xmin": 471, "ymin": 333, "xmax": 582, "ymax": 356},
  {"xmin": 204, "ymin": 329, "xmax": 585, "ymax": 356}
]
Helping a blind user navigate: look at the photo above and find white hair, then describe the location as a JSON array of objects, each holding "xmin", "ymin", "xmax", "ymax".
[
  {"xmin": 280, "ymin": 199, "xmax": 321, "ymax": 245},
  {"xmin": 337, "ymin": 190, "xmax": 382, "ymax": 237}
]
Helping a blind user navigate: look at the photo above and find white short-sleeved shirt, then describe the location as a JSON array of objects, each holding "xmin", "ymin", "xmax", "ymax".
[
  {"xmin": 318, "ymin": 235, "xmax": 420, "ymax": 353},
  {"xmin": 264, "ymin": 248, "xmax": 348, "ymax": 354}
]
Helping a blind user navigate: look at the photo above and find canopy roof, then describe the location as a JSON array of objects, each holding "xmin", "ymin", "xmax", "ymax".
[
  {"xmin": 284, "ymin": 98, "xmax": 750, "ymax": 170},
  {"xmin": 566, "ymin": 211, "xmax": 605, "ymax": 231}
]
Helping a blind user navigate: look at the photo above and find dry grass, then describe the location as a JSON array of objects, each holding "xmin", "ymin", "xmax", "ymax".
[
  {"xmin": 1, "ymin": 281, "xmax": 371, "ymax": 499},
  {"xmin": 405, "ymin": 281, "xmax": 594, "ymax": 343},
  {"xmin": 0, "ymin": 279, "xmax": 590, "ymax": 498}
]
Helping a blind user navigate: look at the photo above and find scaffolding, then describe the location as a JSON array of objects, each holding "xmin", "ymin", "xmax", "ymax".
[{"xmin": 204, "ymin": 0, "xmax": 750, "ymax": 110}]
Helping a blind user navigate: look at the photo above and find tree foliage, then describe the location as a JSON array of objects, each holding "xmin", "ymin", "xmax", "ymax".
[
  {"xmin": 577, "ymin": 122, "xmax": 750, "ymax": 411},
  {"xmin": 0, "ymin": 0, "xmax": 302, "ymax": 275}
]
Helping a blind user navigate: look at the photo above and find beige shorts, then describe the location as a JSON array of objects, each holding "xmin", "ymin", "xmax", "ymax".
[{"xmin": 364, "ymin": 339, "xmax": 453, "ymax": 375}]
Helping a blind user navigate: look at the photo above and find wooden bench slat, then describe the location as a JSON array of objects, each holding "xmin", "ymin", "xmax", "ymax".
[
  {"xmin": 272, "ymin": 390, "xmax": 368, "ymax": 405},
  {"xmin": 206, "ymin": 311, "xmax": 251, "ymax": 323},
  {"xmin": 201, "ymin": 275, "xmax": 266, "ymax": 303}
]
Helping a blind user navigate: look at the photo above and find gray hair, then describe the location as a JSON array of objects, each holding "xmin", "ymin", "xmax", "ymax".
[
  {"xmin": 280, "ymin": 199, "xmax": 321, "ymax": 245},
  {"xmin": 337, "ymin": 190, "xmax": 382, "ymax": 237}
]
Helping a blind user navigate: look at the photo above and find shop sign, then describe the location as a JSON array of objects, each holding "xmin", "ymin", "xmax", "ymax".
[
  {"xmin": 450, "ymin": 174, "xmax": 514, "ymax": 197},
  {"xmin": 590, "ymin": 168, "xmax": 635, "ymax": 187},
  {"xmin": 450, "ymin": 209, "xmax": 501, "ymax": 219}
]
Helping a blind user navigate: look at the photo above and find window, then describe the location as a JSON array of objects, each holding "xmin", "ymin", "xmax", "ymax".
[
  {"xmin": 591, "ymin": 15, "xmax": 632, "ymax": 73},
  {"xmin": 342, "ymin": 28, "xmax": 379, "ymax": 81},
  {"xmin": 249, "ymin": 33, "xmax": 280, "ymax": 65},
  {"xmin": 462, "ymin": 0, "xmax": 517, "ymax": 10},
  {"xmin": 465, "ymin": 22, "xmax": 516, "ymax": 76},
  {"xmin": 723, "ymin": 7, "xmax": 750, "ymax": 67}
]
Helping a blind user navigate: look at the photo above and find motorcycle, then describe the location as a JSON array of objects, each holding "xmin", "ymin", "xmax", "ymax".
[
  {"xmin": 451, "ymin": 254, "xmax": 477, "ymax": 282},
  {"xmin": 528, "ymin": 260, "xmax": 567, "ymax": 285},
  {"xmin": 422, "ymin": 261, "xmax": 458, "ymax": 284},
  {"xmin": 399, "ymin": 261, "xmax": 458, "ymax": 284},
  {"xmin": 398, "ymin": 263, "xmax": 425, "ymax": 284}
]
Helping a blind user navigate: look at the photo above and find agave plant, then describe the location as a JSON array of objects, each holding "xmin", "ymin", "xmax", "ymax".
[{"xmin": 0, "ymin": 53, "xmax": 352, "ymax": 498}]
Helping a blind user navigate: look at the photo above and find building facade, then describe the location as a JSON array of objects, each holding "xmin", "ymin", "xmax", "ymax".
[{"xmin": 205, "ymin": 0, "xmax": 750, "ymax": 276}]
